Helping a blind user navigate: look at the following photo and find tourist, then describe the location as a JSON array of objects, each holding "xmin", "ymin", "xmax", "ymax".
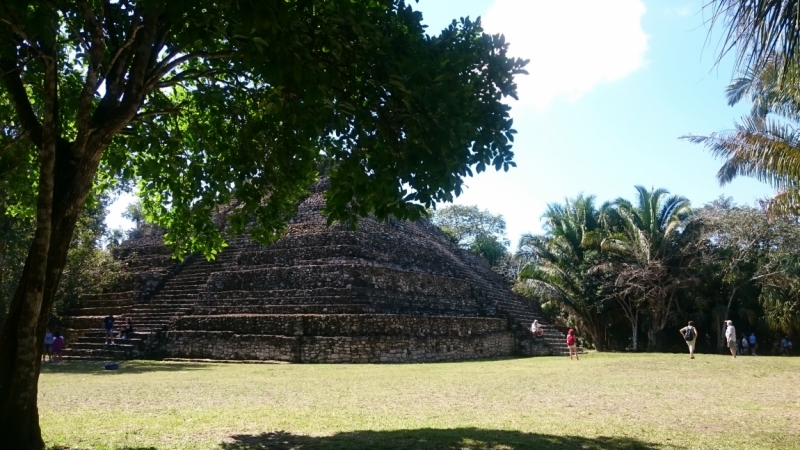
[
  {"xmin": 566, "ymin": 328, "xmax": 579, "ymax": 360},
  {"xmin": 531, "ymin": 320, "xmax": 543, "ymax": 337},
  {"xmin": 43, "ymin": 329, "xmax": 54, "ymax": 362},
  {"xmin": 788, "ymin": 338, "xmax": 793, "ymax": 356},
  {"xmin": 749, "ymin": 333, "xmax": 757, "ymax": 356},
  {"xmin": 103, "ymin": 314, "xmax": 116, "ymax": 346},
  {"xmin": 782, "ymin": 336, "xmax": 789, "ymax": 356},
  {"xmin": 121, "ymin": 317, "xmax": 134, "ymax": 340},
  {"xmin": 52, "ymin": 332, "xmax": 64, "ymax": 363},
  {"xmin": 679, "ymin": 321, "xmax": 697, "ymax": 359},
  {"xmin": 740, "ymin": 335, "xmax": 749, "ymax": 356},
  {"xmin": 772, "ymin": 340, "xmax": 782, "ymax": 356},
  {"xmin": 725, "ymin": 320, "xmax": 737, "ymax": 359}
]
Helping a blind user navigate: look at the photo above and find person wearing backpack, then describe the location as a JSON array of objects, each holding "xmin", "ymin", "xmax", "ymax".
[
  {"xmin": 566, "ymin": 328, "xmax": 579, "ymax": 360},
  {"xmin": 679, "ymin": 321, "xmax": 698, "ymax": 359}
]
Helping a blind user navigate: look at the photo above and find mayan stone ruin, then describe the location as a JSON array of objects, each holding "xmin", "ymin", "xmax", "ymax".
[{"xmin": 60, "ymin": 181, "xmax": 570, "ymax": 362}]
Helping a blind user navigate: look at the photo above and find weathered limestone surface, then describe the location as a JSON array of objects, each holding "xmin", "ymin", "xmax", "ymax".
[
  {"xmin": 167, "ymin": 331, "xmax": 515, "ymax": 363},
  {"xmin": 61, "ymin": 180, "xmax": 569, "ymax": 361},
  {"xmin": 172, "ymin": 314, "xmax": 506, "ymax": 337}
]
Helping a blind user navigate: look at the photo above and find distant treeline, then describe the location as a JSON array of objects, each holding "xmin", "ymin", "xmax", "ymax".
[{"xmin": 433, "ymin": 192, "xmax": 800, "ymax": 353}]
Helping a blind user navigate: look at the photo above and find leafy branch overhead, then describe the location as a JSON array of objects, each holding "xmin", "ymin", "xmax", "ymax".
[{"xmin": 0, "ymin": 0, "xmax": 528, "ymax": 258}]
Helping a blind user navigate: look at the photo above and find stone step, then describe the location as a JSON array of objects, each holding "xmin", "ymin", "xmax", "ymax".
[
  {"xmin": 67, "ymin": 306, "xmax": 136, "ymax": 315},
  {"xmin": 159, "ymin": 283, "xmax": 206, "ymax": 290},
  {"xmin": 61, "ymin": 347, "xmax": 133, "ymax": 358},
  {"xmin": 81, "ymin": 291, "xmax": 139, "ymax": 300},
  {"xmin": 150, "ymin": 292, "xmax": 200, "ymax": 299},
  {"xmin": 77, "ymin": 335, "xmax": 144, "ymax": 343},
  {"xmin": 191, "ymin": 304, "xmax": 377, "ymax": 315},
  {"xmin": 69, "ymin": 342, "xmax": 138, "ymax": 351}
]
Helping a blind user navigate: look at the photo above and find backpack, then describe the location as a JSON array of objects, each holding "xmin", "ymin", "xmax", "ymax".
[
  {"xmin": 566, "ymin": 334, "xmax": 575, "ymax": 346},
  {"xmin": 683, "ymin": 326, "xmax": 695, "ymax": 341}
]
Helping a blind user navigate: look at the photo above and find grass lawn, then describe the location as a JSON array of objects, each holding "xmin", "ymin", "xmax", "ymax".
[{"xmin": 39, "ymin": 353, "xmax": 800, "ymax": 449}]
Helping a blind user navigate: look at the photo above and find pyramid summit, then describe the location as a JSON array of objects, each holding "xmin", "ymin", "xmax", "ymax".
[{"xmin": 61, "ymin": 182, "xmax": 570, "ymax": 362}]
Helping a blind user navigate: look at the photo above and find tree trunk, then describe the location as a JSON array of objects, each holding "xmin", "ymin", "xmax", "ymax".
[
  {"xmin": 647, "ymin": 327, "xmax": 664, "ymax": 352},
  {"xmin": 0, "ymin": 183, "xmax": 89, "ymax": 448},
  {"xmin": 0, "ymin": 54, "xmax": 61, "ymax": 448},
  {"xmin": 0, "ymin": 133, "xmax": 99, "ymax": 448},
  {"xmin": 631, "ymin": 311, "xmax": 639, "ymax": 351}
]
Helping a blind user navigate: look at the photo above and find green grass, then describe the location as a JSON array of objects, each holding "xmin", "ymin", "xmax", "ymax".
[{"xmin": 39, "ymin": 353, "xmax": 800, "ymax": 449}]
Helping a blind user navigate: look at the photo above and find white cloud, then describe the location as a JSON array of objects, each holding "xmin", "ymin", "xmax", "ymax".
[
  {"xmin": 482, "ymin": 0, "xmax": 649, "ymax": 111},
  {"xmin": 664, "ymin": 5, "xmax": 693, "ymax": 17}
]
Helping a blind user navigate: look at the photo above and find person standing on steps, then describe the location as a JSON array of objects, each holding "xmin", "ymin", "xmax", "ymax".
[
  {"xmin": 566, "ymin": 328, "xmax": 578, "ymax": 360},
  {"xmin": 725, "ymin": 320, "xmax": 737, "ymax": 359},
  {"xmin": 749, "ymin": 333, "xmax": 757, "ymax": 356},
  {"xmin": 43, "ymin": 329, "xmax": 54, "ymax": 363},
  {"xmin": 679, "ymin": 321, "xmax": 697, "ymax": 359},
  {"xmin": 103, "ymin": 314, "xmax": 116, "ymax": 346},
  {"xmin": 531, "ymin": 320, "xmax": 543, "ymax": 338}
]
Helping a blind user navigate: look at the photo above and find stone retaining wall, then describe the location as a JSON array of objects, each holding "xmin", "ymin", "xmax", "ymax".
[
  {"xmin": 164, "ymin": 330, "xmax": 514, "ymax": 363},
  {"xmin": 172, "ymin": 314, "xmax": 507, "ymax": 337}
]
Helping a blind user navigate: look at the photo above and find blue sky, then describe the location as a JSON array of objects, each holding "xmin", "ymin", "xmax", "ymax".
[
  {"xmin": 107, "ymin": 0, "xmax": 774, "ymax": 248},
  {"xmin": 417, "ymin": 0, "xmax": 773, "ymax": 246}
]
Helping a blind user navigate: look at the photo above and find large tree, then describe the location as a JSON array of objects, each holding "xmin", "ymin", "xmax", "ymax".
[
  {"xmin": 600, "ymin": 186, "xmax": 693, "ymax": 351},
  {"xmin": 0, "ymin": 1, "xmax": 526, "ymax": 446},
  {"xmin": 430, "ymin": 204, "xmax": 509, "ymax": 266}
]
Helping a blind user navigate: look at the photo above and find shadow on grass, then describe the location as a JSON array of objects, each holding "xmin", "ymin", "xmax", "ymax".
[
  {"xmin": 40, "ymin": 360, "xmax": 211, "ymax": 375},
  {"xmin": 49, "ymin": 447, "xmax": 157, "ymax": 450},
  {"xmin": 219, "ymin": 428, "xmax": 663, "ymax": 450}
]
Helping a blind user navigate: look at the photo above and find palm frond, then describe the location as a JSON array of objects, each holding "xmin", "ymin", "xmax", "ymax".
[
  {"xmin": 709, "ymin": 0, "xmax": 800, "ymax": 83},
  {"xmin": 683, "ymin": 117, "xmax": 800, "ymax": 189}
]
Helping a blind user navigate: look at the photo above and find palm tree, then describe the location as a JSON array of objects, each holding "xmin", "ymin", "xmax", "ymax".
[
  {"xmin": 683, "ymin": 60, "xmax": 800, "ymax": 215},
  {"xmin": 517, "ymin": 195, "xmax": 612, "ymax": 350},
  {"xmin": 707, "ymin": 0, "xmax": 800, "ymax": 82},
  {"xmin": 600, "ymin": 186, "xmax": 693, "ymax": 351},
  {"xmin": 686, "ymin": 1, "xmax": 800, "ymax": 215}
]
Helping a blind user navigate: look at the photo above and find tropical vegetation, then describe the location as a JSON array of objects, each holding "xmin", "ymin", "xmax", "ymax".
[
  {"xmin": 429, "ymin": 205, "xmax": 510, "ymax": 267},
  {"xmin": 503, "ymin": 189, "xmax": 800, "ymax": 353}
]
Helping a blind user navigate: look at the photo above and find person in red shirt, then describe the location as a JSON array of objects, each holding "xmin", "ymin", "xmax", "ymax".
[{"xmin": 566, "ymin": 328, "xmax": 578, "ymax": 360}]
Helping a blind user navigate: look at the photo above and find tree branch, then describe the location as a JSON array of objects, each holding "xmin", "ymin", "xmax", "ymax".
[
  {"xmin": 151, "ymin": 50, "xmax": 235, "ymax": 83},
  {"xmin": 0, "ymin": 57, "xmax": 43, "ymax": 147},
  {"xmin": 73, "ymin": 0, "xmax": 108, "ymax": 153},
  {"xmin": 156, "ymin": 68, "xmax": 229, "ymax": 88},
  {"xmin": 133, "ymin": 106, "xmax": 182, "ymax": 120}
]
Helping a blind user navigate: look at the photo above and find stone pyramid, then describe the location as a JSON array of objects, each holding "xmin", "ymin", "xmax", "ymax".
[{"xmin": 61, "ymin": 181, "xmax": 568, "ymax": 362}]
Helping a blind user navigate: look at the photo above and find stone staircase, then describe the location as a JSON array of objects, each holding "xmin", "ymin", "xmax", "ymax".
[{"xmin": 61, "ymin": 238, "xmax": 253, "ymax": 361}]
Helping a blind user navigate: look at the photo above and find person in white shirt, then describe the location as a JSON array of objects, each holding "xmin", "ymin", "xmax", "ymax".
[
  {"xmin": 679, "ymin": 321, "xmax": 698, "ymax": 359},
  {"xmin": 740, "ymin": 336, "xmax": 749, "ymax": 355},
  {"xmin": 531, "ymin": 320, "xmax": 543, "ymax": 337},
  {"xmin": 725, "ymin": 320, "xmax": 737, "ymax": 359}
]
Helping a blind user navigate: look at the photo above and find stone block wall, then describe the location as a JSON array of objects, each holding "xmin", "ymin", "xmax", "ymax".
[
  {"xmin": 172, "ymin": 314, "xmax": 507, "ymax": 337},
  {"xmin": 164, "ymin": 331, "xmax": 514, "ymax": 363}
]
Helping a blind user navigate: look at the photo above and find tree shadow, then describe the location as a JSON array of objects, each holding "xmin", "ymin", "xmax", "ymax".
[
  {"xmin": 40, "ymin": 360, "xmax": 211, "ymax": 375},
  {"xmin": 49, "ymin": 447, "xmax": 157, "ymax": 450},
  {"xmin": 219, "ymin": 428, "xmax": 664, "ymax": 450}
]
